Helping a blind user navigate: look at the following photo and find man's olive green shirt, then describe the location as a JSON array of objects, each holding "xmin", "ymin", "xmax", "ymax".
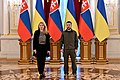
[{"xmin": 60, "ymin": 29, "xmax": 78, "ymax": 50}]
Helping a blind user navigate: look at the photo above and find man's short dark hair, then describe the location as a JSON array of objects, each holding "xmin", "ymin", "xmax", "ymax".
[{"xmin": 66, "ymin": 21, "xmax": 72, "ymax": 24}]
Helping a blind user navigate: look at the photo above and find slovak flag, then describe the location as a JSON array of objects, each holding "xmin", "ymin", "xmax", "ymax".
[
  {"xmin": 79, "ymin": 0, "xmax": 94, "ymax": 41},
  {"xmin": 18, "ymin": 0, "xmax": 32, "ymax": 42},
  {"xmin": 48, "ymin": 0, "xmax": 63, "ymax": 42}
]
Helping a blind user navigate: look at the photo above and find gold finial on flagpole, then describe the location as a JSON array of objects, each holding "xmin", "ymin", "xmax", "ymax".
[
  {"xmin": 78, "ymin": 0, "xmax": 81, "ymax": 2},
  {"xmin": 47, "ymin": 0, "xmax": 49, "ymax": 2}
]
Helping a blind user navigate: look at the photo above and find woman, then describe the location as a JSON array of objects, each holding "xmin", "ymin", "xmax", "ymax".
[{"xmin": 33, "ymin": 22, "xmax": 50, "ymax": 79}]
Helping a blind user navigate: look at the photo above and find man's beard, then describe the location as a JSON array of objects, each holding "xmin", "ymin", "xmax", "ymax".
[{"xmin": 67, "ymin": 27, "xmax": 71, "ymax": 30}]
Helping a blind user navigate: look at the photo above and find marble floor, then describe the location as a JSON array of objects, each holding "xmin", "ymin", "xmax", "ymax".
[{"xmin": 0, "ymin": 62, "xmax": 120, "ymax": 80}]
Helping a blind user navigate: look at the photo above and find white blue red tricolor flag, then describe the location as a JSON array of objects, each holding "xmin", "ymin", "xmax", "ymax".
[
  {"xmin": 79, "ymin": 0, "xmax": 94, "ymax": 41},
  {"xmin": 48, "ymin": 0, "xmax": 63, "ymax": 42},
  {"xmin": 18, "ymin": 0, "xmax": 32, "ymax": 42}
]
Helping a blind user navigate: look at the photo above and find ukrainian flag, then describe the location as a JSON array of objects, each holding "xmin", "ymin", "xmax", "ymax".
[
  {"xmin": 95, "ymin": 0, "xmax": 110, "ymax": 42},
  {"xmin": 65, "ymin": 0, "xmax": 79, "ymax": 36},
  {"xmin": 32, "ymin": 0, "xmax": 46, "ymax": 34}
]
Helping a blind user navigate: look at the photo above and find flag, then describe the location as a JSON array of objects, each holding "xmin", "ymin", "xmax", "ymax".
[
  {"xmin": 18, "ymin": 0, "xmax": 32, "ymax": 42},
  {"xmin": 48, "ymin": 0, "xmax": 63, "ymax": 42},
  {"xmin": 32, "ymin": 0, "xmax": 46, "ymax": 34},
  {"xmin": 65, "ymin": 0, "xmax": 79, "ymax": 36},
  {"xmin": 74, "ymin": 0, "xmax": 81, "ymax": 23},
  {"xmin": 95, "ymin": 0, "xmax": 110, "ymax": 42},
  {"xmin": 59, "ymin": 0, "xmax": 68, "ymax": 29},
  {"xmin": 79, "ymin": 0, "xmax": 94, "ymax": 41},
  {"xmin": 44, "ymin": 0, "xmax": 51, "ymax": 24}
]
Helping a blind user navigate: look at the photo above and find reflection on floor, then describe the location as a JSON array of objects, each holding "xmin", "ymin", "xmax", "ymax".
[{"xmin": 0, "ymin": 64, "xmax": 120, "ymax": 80}]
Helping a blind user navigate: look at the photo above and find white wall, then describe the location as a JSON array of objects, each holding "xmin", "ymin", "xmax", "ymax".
[
  {"xmin": 0, "ymin": 0, "xmax": 3, "ymax": 35},
  {"xmin": 118, "ymin": 1, "xmax": 120, "ymax": 34}
]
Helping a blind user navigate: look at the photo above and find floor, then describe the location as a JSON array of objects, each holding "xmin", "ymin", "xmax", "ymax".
[{"xmin": 0, "ymin": 62, "xmax": 120, "ymax": 80}]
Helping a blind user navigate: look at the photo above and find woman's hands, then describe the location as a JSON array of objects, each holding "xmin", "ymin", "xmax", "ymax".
[{"xmin": 33, "ymin": 50, "xmax": 37, "ymax": 54}]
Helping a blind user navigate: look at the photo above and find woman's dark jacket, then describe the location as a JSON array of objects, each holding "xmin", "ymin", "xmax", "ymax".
[{"xmin": 33, "ymin": 30, "xmax": 50, "ymax": 56}]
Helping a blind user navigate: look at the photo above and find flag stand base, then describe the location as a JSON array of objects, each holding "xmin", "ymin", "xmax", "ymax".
[
  {"xmin": 80, "ymin": 38, "xmax": 92, "ymax": 64},
  {"xmin": 95, "ymin": 38, "xmax": 108, "ymax": 64},
  {"xmin": 49, "ymin": 39, "xmax": 61, "ymax": 64},
  {"xmin": 18, "ymin": 39, "xmax": 31, "ymax": 65}
]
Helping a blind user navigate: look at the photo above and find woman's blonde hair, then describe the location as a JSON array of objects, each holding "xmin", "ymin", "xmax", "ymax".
[{"xmin": 38, "ymin": 22, "xmax": 48, "ymax": 34}]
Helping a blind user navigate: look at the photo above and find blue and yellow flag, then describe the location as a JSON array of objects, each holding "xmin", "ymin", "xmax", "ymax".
[
  {"xmin": 32, "ymin": 0, "xmax": 46, "ymax": 34},
  {"xmin": 95, "ymin": 0, "xmax": 110, "ymax": 42},
  {"xmin": 65, "ymin": 0, "xmax": 79, "ymax": 36}
]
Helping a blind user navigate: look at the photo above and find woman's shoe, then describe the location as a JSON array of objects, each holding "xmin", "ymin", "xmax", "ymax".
[
  {"xmin": 42, "ymin": 73, "xmax": 46, "ymax": 77},
  {"xmin": 39, "ymin": 75, "xmax": 43, "ymax": 79}
]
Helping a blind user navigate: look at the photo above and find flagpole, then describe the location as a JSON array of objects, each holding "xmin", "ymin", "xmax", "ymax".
[
  {"xmin": 18, "ymin": 0, "xmax": 32, "ymax": 64},
  {"xmin": 30, "ymin": 0, "xmax": 33, "ymax": 22}
]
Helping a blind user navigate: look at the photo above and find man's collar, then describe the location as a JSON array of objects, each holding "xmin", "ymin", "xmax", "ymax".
[{"xmin": 65, "ymin": 29, "xmax": 73, "ymax": 32}]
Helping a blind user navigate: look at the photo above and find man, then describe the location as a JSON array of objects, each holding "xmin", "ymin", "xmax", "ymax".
[{"xmin": 60, "ymin": 21, "xmax": 78, "ymax": 77}]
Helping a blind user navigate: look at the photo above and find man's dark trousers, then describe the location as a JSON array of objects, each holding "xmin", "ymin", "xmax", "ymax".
[{"xmin": 63, "ymin": 49, "xmax": 77, "ymax": 75}]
